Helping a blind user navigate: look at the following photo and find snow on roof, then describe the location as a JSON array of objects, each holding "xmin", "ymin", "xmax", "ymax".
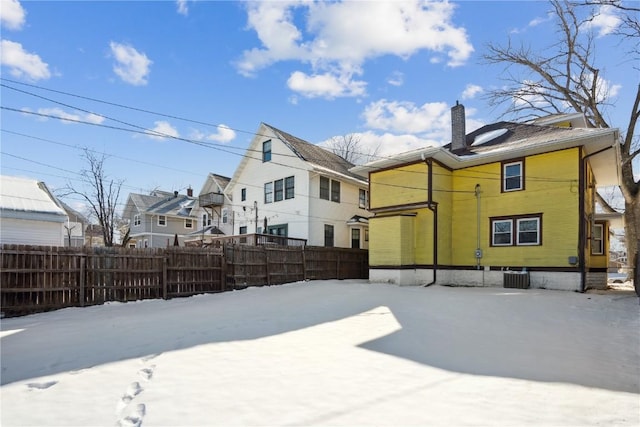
[{"xmin": 0, "ymin": 175, "xmax": 66, "ymax": 216}]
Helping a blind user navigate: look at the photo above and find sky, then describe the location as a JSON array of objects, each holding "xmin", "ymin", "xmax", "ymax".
[
  {"xmin": 1, "ymin": 279, "xmax": 639, "ymax": 426},
  {"xmin": 1, "ymin": 0, "xmax": 637, "ymax": 217}
]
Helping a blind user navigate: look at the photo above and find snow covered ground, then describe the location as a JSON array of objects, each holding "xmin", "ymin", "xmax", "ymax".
[{"xmin": 1, "ymin": 280, "xmax": 638, "ymax": 426}]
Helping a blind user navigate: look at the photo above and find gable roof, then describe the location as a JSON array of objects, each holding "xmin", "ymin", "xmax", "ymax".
[
  {"xmin": 0, "ymin": 175, "xmax": 67, "ymax": 222},
  {"xmin": 58, "ymin": 200, "xmax": 89, "ymax": 224},
  {"xmin": 352, "ymin": 119, "xmax": 621, "ymax": 186},
  {"xmin": 123, "ymin": 191, "xmax": 196, "ymax": 219},
  {"xmin": 263, "ymin": 123, "xmax": 364, "ymax": 182}
]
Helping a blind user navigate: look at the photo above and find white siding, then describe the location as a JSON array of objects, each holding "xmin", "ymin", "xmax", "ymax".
[{"xmin": 1, "ymin": 217, "xmax": 65, "ymax": 246}]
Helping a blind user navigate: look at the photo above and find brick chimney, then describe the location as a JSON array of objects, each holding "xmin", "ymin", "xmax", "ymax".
[
  {"xmin": 187, "ymin": 186, "xmax": 193, "ymax": 197},
  {"xmin": 451, "ymin": 101, "xmax": 466, "ymax": 152}
]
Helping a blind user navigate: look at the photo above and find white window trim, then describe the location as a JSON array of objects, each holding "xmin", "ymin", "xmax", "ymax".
[
  {"xmin": 592, "ymin": 223, "xmax": 604, "ymax": 255},
  {"xmin": 133, "ymin": 214, "xmax": 140, "ymax": 226},
  {"xmin": 503, "ymin": 161, "xmax": 523, "ymax": 192},
  {"xmin": 185, "ymin": 218, "xmax": 193, "ymax": 229},
  {"xmin": 516, "ymin": 217, "xmax": 540, "ymax": 246},
  {"xmin": 157, "ymin": 215, "xmax": 167, "ymax": 227},
  {"xmin": 492, "ymin": 219, "xmax": 513, "ymax": 246}
]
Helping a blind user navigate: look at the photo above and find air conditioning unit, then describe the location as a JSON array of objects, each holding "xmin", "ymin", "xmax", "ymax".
[{"xmin": 504, "ymin": 272, "xmax": 530, "ymax": 289}]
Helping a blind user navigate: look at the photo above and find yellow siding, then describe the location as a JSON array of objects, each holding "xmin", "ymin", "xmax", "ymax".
[
  {"xmin": 369, "ymin": 215, "xmax": 415, "ymax": 266},
  {"xmin": 451, "ymin": 148, "xmax": 581, "ymax": 267},
  {"xmin": 369, "ymin": 163, "xmax": 427, "ymax": 209}
]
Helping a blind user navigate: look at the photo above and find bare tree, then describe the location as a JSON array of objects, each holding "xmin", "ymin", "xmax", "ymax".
[
  {"xmin": 65, "ymin": 149, "xmax": 123, "ymax": 247},
  {"xmin": 483, "ymin": 0, "xmax": 639, "ymax": 267},
  {"xmin": 326, "ymin": 133, "xmax": 381, "ymax": 165}
]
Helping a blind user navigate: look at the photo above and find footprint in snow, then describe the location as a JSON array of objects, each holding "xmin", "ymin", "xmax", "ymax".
[
  {"xmin": 141, "ymin": 353, "xmax": 161, "ymax": 362},
  {"xmin": 27, "ymin": 381, "xmax": 58, "ymax": 390},
  {"xmin": 119, "ymin": 404, "xmax": 146, "ymax": 427},
  {"xmin": 116, "ymin": 382, "xmax": 143, "ymax": 413},
  {"xmin": 138, "ymin": 366, "xmax": 155, "ymax": 381}
]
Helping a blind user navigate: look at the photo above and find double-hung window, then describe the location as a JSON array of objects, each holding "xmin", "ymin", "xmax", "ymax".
[
  {"xmin": 264, "ymin": 182, "xmax": 273, "ymax": 204},
  {"xmin": 133, "ymin": 214, "xmax": 141, "ymax": 226},
  {"xmin": 491, "ymin": 214, "xmax": 541, "ymax": 246},
  {"xmin": 185, "ymin": 219, "xmax": 193, "ymax": 229},
  {"xmin": 274, "ymin": 179, "xmax": 284, "ymax": 202},
  {"xmin": 592, "ymin": 223, "xmax": 604, "ymax": 255},
  {"xmin": 320, "ymin": 176, "xmax": 341, "ymax": 203},
  {"xmin": 502, "ymin": 159, "xmax": 524, "ymax": 192},
  {"xmin": 262, "ymin": 140, "xmax": 272, "ymax": 162},
  {"xmin": 320, "ymin": 176, "xmax": 330, "ymax": 200},
  {"xmin": 359, "ymin": 189, "xmax": 368, "ymax": 209},
  {"xmin": 285, "ymin": 176, "xmax": 295, "ymax": 199},
  {"xmin": 158, "ymin": 215, "xmax": 167, "ymax": 226}
]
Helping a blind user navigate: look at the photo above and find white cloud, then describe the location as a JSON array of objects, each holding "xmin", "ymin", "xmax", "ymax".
[
  {"xmin": 1, "ymin": 40, "xmax": 50, "ymax": 80},
  {"xmin": 176, "ymin": 0, "xmax": 189, "ymax": 16},
  {"xmin": 206, "ymin": 125, "xmax": 236, "ymax": 143},
  {"xmin": 109, "ymin": 42, "xmax": 152, "ymax": 86},
  {"xmin": 461, "ymin": 84, "xmax": 483, "ymax": 100},
  {"xmin": 287, "ymin": 70, "xmax": 366, "ymax": 99},
  {"xmin": 387, "ymin": 71, "xmax": 404, "ymax": 87},
  {"xmin": 0, "ymin": 0, "xmax": 26, "ymax": 30},
  {"xmin": 146, "ymin": 121, "xmax": 179, "ymax": 140},
  {"xmin": 28, "ymin": 107, "xmax": 105, "ymax": 125},
  {"xmin": 360, "ymin": 99, "xmax": 484, "ymax": 153},
  {"xmin": 236, "ymin": 1, "xmax": 473, "ymax": 99},
  {"xmin": 585, "ymin": 5, "xmax": 621, "ymax": 37}
]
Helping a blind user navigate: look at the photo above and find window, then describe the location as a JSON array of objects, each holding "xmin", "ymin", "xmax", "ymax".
[
  {"xmin": 267, "ymin": 224, "xmax": 288, "ymax": 236},
  {"xmin": 274, "ymin": 179, "xmax": 284, "ymax": 202},
  {"xmin": 592, "ymin": 223, "xmax": 604, "ymax": 255},
  {"xmin": 517, "ymin": 218, "xmax": 540, "ymax": 245},
  {"xmin": 262, "ymin": 140, "xmax": 272, "ymax": 162},
  {"xmin": 264, "ymin": 182, "xmax": 273, "ymax": 204},
  {"xmin": 185, "ymin": 219, "xmax": 193, "ymax": 229},
  {"xmin": 324, "ymin": 224, "xmax": 334, "ymax": 247},
  {"xmin": 241, "ymin": 188, "xmax": 246, "ymax": 202},
  {"xmin": 359, "ymin": 189, "xmax": 368, "ymax": 209},
  {"xmin": 320, "ymin": 176, "xmax": 330, "ymax": 200},
  {"xmin": 202, "ymin": 213, "xmax": 211, "ymax": 227},
  {"xmin": 285, "ymin": 176, "xmax": 295, "ymax": 199},
  {"xmin": 351, "ymin": 228, "xmax": 360, "ymax": 249},
  {"xmin": 502, "ymin": 160, "xmax": 524, "ymax": 192},
  {"xmin": 158, "ymin": 215, "xmax": 167, "ymax": 226},
  {"xmin": 134, "ymin": 214, "xmax": 140, "ymax": 226},
  {"xmin": 222, "ymin": 209, "xmax": 228, "ymax": 224},
  {"xmin": 239, "ymin": 226, "xmax": 247, "ymax": 235},
  {"xmin": 491, "ymin": 214, "xmax": 541, "ymax": 247},
  {"xmin": 331, "ymin": 180, "xmax": 341, "ymax": 203}
]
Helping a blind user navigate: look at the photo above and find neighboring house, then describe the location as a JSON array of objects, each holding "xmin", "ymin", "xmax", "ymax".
[
  {"xmin": 0, "ymin": 175, "xmax": 68, "ymax": 246},
  {"xmin": 58, "ymin": 201, "xmax": 88, "ymax": 247},
  {"xmin": 185, "ymin": 174, "xmax": 234, "ymax": 245},
  {"xmin": 226, "ymin": 123, "xmax": 370, "ymax": 248},
  {"xmin": 352, "ymin": 104, "xmax": 621, "ymax": 291},
  {"xmin": 85, "ymin": 224, "xmax": 106, "ymax": 247},
  {"xmin": 122, "ymin": 189, "xmax": 197, "ymax": 248}
]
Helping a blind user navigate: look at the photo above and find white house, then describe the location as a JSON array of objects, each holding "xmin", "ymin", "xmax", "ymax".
[
  {"xmin": 0, "ymin": 175, "xmax": 68, "ymax": 246},
  {"xmin": 226, "ymin": 123, "xmax": 370, "ymax": 248},
  {"xmin": 185, "ymin": 174, "xmax": 234, "ymax": 245}
]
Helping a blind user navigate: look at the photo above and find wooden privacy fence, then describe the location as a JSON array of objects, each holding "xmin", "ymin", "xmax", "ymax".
[{"xmin": 0, "ymin": 244, "xmax": 368, "ymax": 317}]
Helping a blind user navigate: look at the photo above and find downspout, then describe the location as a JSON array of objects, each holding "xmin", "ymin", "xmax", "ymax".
[
  {"xmin": 422, "ymin": 155, "xmax": 438, "ymax": 287},
  {"xmin": 475, "ymin": 184, "xmax": 482, "ymax": 270},
  {"xmin": 580, "ymin": 145, "xmax": 617, "ymax": 292}
]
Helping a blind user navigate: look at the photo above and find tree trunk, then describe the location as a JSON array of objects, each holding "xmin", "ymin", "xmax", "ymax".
[{"xmin": 623, "ymin": 197, "xmax": 639, "ymax": 275}]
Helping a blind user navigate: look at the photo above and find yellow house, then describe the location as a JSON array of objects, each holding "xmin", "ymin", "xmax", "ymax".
[{"xmin": 352, "ymin": 105, "xmax": 621, "ymax": 291}]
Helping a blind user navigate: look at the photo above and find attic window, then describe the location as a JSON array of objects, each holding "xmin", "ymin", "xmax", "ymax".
[{"xmin": 263, "ymin": 140, "xmax": 272, "ymax": 162}]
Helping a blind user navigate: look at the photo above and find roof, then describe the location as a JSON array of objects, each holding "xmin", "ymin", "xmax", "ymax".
[
  {"xmin": 0, "ymin": 175, "xmax": 67, "ymax": 221},
  {"xmin": 58, "ymin": 200, "xmax": 89, "ymax": 224},
  {"xmin": 124, "ymin": 191, "xmax": 196, "ymax": 218},
  {"xmin": 263, "ymin": 123, "xmax": 366, "ymax": 183},
  {"xmin": 352, "ymin": 119, "xmax": 621, "ymax": 186}
]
